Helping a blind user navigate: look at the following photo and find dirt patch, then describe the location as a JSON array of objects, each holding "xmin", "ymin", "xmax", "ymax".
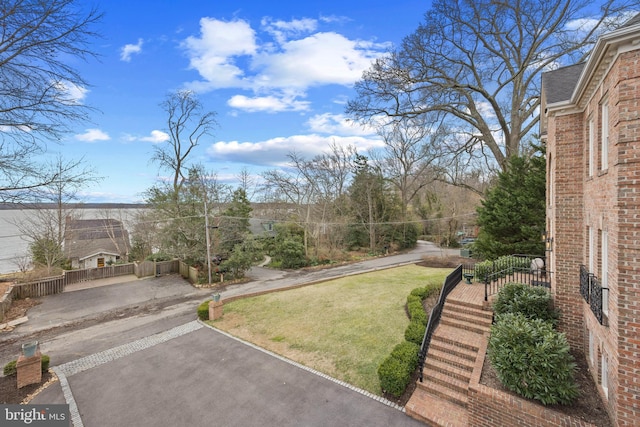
[
  {"xmin": 0, "ymin": 371, "xmax": 55, "ymax": 404},
  {"xmin": 2, "ymin": 298, "xmax": 41, "ymax": 325}
]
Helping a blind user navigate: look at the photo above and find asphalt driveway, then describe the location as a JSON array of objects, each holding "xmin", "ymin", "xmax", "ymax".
[{"xmin": 32, "ymin": 322, "xmax": 424, "ymax": 427}]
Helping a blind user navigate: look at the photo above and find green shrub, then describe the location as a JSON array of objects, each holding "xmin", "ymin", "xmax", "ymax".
[
  {"xmin": 378, "ymin": 341, "xmax": 420, "ymax": 397},
  {"xmin": 488, "ymin": 313, "xmax": 579, "ymax": 405},
  {"xmin": 3, "ymin": 354, "xmax": 51, "ymax": 376},
  {"xmin": 197, "ymin": 300, "xmax": 211, "ymax": 321},
  {"xmin": 41, "ymin": 354, "xmax": 50, "ymax": 372},
  {"xmin": 407, "ymin": 295, "xmax": 427, "ymax": 325},
  {"xmin": 493, "ymin": 282, "xmax": 559, "ymax": 325},
  {"xmin": 3, "ymin": 360, "xmax": 16, "ymax": 376},
  {"xmin": 404, "ymin": 320, "xmax": 426, "ymax": 345}
]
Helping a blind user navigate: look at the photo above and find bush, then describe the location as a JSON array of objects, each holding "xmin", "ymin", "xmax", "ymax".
[
  {"xmin": 378, "ymin": 341, "xmax": 420, "ymax": 397},
  {"xmin": 197, "ymin": 300, "xmax": 211, "ymax": 321},
  {"xmin": 3, "ymin": 360, "xmax": 16, "ymax": 376},
  {"xmin": 493, "ymin": 282, "xmax": 559, "ymax": 326},
  {"xmin": 3, "ymin": 355, "xmax": 51, "ymax": 376},
  {"xmin": 488, "ymin": 313, "xmax": 579, "ymax": 405},
  {"xmin": 407, "ymin": 295, "xmax": 427, "ymax": 325},
  {"xmin": 404, "ymin": 320, "xmax": 426, "ymax": 345}
]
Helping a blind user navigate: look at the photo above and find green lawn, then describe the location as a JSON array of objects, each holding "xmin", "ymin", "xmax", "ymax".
[{"xmin": 209, "ymin": 264, "xmax": 449, "ymax": 395}]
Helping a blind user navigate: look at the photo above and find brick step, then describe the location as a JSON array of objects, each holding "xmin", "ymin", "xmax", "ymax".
[
  {"xmin": 406, "ymin": 387, "xmax": 469, "ymax": 427},
  {"xmin": 440, "ymin": 316, "xmax": 490, "ymax": 335},
  {"xmin": 427, "ymin": 347, "xmax": 475, "ymax": 372},
  {"xmin": 432, "ymin": 325, "xmax": 482, "ymax": 352},
  {"xmin": 444, "ymin": 301, "xmax": 493, "ymax": 322},
  {"xmin": 424, "ymin": 357, "xmax": 473, "ymax": 382},
  {"xmin": 422, "ymin": 367, "xmax": 469, "ymax": 395},
  {"xmin": 445, "ymin": 298, "xmax": 485, "ymax": 312},
  {"xmin": 416, "ymin": 374, "xmax": 468, "ymax": 407},
  {"xmin": 442, "ymin": 306, "xmax": 493, "ymax": 328},
  {"xmin": 429, "ymin": 337, "xmax": 477, "ymax": 362}
]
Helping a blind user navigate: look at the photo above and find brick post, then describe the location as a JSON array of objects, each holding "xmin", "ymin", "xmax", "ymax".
[
  {"xmin": 209, "ymin": 300, "xmax": 223, "ymax": 320},
  {"xmin": 16, "ymin": 352, "xmax": 42, "ymax": 389}
]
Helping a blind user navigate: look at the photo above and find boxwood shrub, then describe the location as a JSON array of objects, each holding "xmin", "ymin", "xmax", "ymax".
[
  {"xmin": 493, "ymin": 282, "xmax": 559, "ymax": 326},
  {"xmin": 378, "ymin": 341, "xmax": 420, "ymax": 397},
  {"xmin": 3, "ymin": 355, "xmax": 51, "ymax": 376},
  {"xmin": 488, "ymin": 313, "xmax": 578, "ymax": 405},
  {"xmin": 197, "ymin": 299, "xmax": 211, "ymax": 321}
]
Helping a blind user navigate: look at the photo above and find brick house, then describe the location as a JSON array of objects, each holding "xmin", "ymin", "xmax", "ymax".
[
  {"xmin": 541, "ymin": 14, "xmax": 640, "ymax": 426},
  {"xmin": 64, "ymin": 217, "xmax": 131, "ymax": 269}
]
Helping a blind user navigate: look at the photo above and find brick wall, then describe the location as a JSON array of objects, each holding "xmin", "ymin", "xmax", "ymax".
[
  {"xmin": 548, "ymin": 48, "xmax": 640, "ymax": 426},
  {"xmin": 549, "ymin": 110, "xmax": 585, "ymax": 349}
]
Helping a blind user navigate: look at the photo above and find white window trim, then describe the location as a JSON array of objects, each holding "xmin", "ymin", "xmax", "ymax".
[
  {"xmin": 589, "ymin": 118, "xmax": 595, "ymax": 177},
  {"xmin": 589, "ymin": 329, "xmax": 595, "ymax": 366},
  {"xmin": 601, "ymin": 102, "xmax": 609, "ymax": 171},
  {"xmin": 588, "ymin": 226, "xmax": 595, "ymax": 273},
  {"xmin": 601, "ymin": 352, "xmax": 609, "ymax": 398}
]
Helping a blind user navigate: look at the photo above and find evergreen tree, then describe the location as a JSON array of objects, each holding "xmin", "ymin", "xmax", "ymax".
[
  {"xmin": 474, "ymin": 151, "xmax": 546, "ymax": 259},
  {"xmin": 218, "ymin": 188, "xmax": 252, "ymax": 254}
]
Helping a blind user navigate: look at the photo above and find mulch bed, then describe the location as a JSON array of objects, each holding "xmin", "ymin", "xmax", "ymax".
[{"xmin": 0, "ymin": 371, "xmax": 54, "ymax": 404}]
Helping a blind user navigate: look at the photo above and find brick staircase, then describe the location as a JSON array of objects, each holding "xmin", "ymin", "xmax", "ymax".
[{"xmin": 406, "ymin": 297, "xmax": 493, "ymax": 427}]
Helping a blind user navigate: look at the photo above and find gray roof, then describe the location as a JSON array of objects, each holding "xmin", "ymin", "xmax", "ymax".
[
  {"xmin": 542, "ymin": 62, "xmax": 586, "ymax": 105},
  {"xmin": 64, "ymin": 218, "xmax": 131, "ymax": 259}
]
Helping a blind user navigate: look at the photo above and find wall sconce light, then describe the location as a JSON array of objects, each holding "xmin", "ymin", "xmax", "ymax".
[{"xmin": 542, "ymin": 231, "xmax": 553, "ymax": 252}]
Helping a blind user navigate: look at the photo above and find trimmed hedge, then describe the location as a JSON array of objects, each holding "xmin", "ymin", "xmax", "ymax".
[
  {"xmin": 489, "ymin": 313, "xmax": 578, "ymax": 405},
  {"xmin": 377, "ymin": 282, "xmax": 442, "ymax": 397},
  {"xmin": 197, "ymin": 300, "xmax": 211, "ymax": 321},
  {"xmin": 378, "ymin": 341, "xmax": 420, "ymax": 397}
]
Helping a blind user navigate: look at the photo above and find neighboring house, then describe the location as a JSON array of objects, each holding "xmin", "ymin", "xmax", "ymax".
[
  {"xmin": 541, "ymin": 14, "xmax": 640, "ymax": 427},
  {"xmin": 64, "ymin": 217, "xmax": 131, "ymax": 269}
]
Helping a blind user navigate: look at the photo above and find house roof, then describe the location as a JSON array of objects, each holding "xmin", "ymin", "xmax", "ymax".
[
  {"xmin": 541, "ymin": 63, "xmax": 586, "ymax": 105},
  {"xmin": 64, "ymin": 218, "xmax": 131, "ymax": 259},
  {"xmin": 544, "ymin": 13, "xmax": 640, "ymax": 111}
]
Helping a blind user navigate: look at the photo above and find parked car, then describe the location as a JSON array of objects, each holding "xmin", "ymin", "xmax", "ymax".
[{"xmin": 460, "ymin": 237, "xmax": 476, "ymax": 245}]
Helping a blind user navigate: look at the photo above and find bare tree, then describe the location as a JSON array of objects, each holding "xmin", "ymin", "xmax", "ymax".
[
  {"xmin": 0, "ymin": 0, "xmax": 102, "ymax": 199},
  {"xmin": 377, "ymin": 116, "xmax": 447, "ymax": 219},
  {"xmin": 347, "ymin": 0, "xmax": 637, "ymax": 171},
  {"xmin": 12, "ymin": 155, "xmax": 101, "ymax": 273},
  {"xmin": 152, "ymin": 91, "xmax": 217, "ymax": 194}
]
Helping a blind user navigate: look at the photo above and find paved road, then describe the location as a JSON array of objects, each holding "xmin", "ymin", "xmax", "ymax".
[{"xmin": 2, "ymin": 241, "xmax": 458, "ymax": 426}]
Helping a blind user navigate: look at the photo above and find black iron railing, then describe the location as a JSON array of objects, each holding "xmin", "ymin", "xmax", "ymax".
[
  {"xmin": 418, "ymin": 264, "xmax": 462, "ymax": 382},
  {"xmin": 580, "ymin": 265, "xmax": 607, "ymax": 325},
  {"xmin": 482, "ymin": 254, "xmax": 550, "ymax": 301}
]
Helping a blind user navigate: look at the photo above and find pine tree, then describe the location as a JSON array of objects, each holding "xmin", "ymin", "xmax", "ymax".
[{"xmin": 474, "ymin": 152, "xmax": 546, "ymax": 259}]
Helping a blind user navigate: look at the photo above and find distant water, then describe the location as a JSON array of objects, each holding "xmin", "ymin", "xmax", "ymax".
[{"xmin": 0, "ymin": 208, "xmax": 142, "ymax": 275}]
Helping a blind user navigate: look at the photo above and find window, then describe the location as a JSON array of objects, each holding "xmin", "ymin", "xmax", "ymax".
[
  {"xmin": 602, "ymin": 230, "xmax": 609, "ymax": 316},
  {"xmin": 601, "ymin": 351, "xmax": 609, "ymax": 398},
  {"xmin": 601, "ymin": 102, "xmax": 609, "ymax": 170},
  {"xmin": 588, "ymin": 226, "xmax": 595, "ymax": 273},
  {"xmin": 589, "ymin": 118, "xmax": 595, "ymax": 177}
]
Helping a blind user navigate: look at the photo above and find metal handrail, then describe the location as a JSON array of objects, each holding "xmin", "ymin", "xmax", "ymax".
[{"xmin": 418, "ymin": 265, "xmax": 462, "ymax": 382}]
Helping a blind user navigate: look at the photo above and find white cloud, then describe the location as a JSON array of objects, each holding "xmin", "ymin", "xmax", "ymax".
[
  {"xmin": 120, "ymin": 38, "xmax": 144, "ymax": 62},
  {"xmin": 182, "ymin": 18, "xmax": 256, "ymax": 88},
  {"xmin": 140, "ymin": 130, "xmax": 170, "ymax": 143},
  {"xmin": 75, "ymin": 128, "xmax": 110, "ymax": 142},
  {"xmin": 306, "ymin": 113, "xmax": 376, "ymax": 136},
  {"xmin": 207, "ymin": 133, "xmax": 383, "ymax": 167},
  {"xmin": 53, "ymin": 80, "xmax": 88, "ymax": 105},
  {"xmin": 261, "ymin": 17, "xmax": 317, "ymax": 44},
  {"xmin": 228, "ymin": 94, "xmax": 310, "ymax": 112},
  {"xmin": 181, "ymin": 16, "xmax": 391, "ymax": 113}
]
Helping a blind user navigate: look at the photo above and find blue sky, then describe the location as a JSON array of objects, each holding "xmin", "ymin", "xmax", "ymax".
[{"xmin": 46, "ymin": 0, "xmax": 430, "ymax": 203}]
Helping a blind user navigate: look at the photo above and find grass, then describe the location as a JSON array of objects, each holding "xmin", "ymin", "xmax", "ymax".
[{"xmin": 209, "ymin": 264, "xmax": 449, "ymax": 395}]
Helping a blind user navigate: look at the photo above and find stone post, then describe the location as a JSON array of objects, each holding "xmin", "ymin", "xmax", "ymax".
[
  {"xmin": 16, "ymin": 352, "xmax": 42, "ymax": 389},
  {"xmin": 209, "ymin": 300, "xmax": 223, "ymax": 320}
]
